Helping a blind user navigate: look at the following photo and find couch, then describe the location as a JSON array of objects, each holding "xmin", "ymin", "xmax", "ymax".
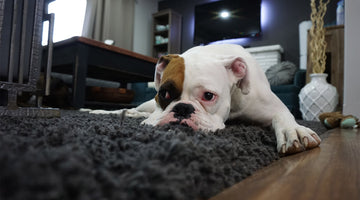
[{"xmin": 270, "ymin": 69, "xmax": 306, "ymax": 119}]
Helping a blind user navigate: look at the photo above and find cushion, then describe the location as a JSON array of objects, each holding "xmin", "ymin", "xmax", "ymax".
[{"xmin": 265, "ymin": 61, "xmax": 297, "ymax": 86}]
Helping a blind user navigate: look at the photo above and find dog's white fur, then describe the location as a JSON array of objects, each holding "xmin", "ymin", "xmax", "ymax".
[{"xmin": 90, "ymin": 44, "xmax": 321, "ymax": 154}]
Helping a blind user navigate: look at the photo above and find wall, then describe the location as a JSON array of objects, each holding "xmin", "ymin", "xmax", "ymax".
[
  {"xmin": 133, "ymin": 0, "xmax": 158, "ymax": 56},
  {"xmin": 343, "ymin": 0, "xmax": 360, "ymax": 117},
  {"xmin": 158, "ymin": 0, "xmax": 338, "ymax": 66}
]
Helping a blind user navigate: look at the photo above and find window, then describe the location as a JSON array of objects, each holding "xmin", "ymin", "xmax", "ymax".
[{"xmin": 42, "ymin": 0, "xmax": 87, "ymax": 45}]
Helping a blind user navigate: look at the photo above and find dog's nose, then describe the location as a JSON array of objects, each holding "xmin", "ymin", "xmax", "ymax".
[{"xmin": 172, "ymin": 103, "xmax": 195, "ymax": 119}]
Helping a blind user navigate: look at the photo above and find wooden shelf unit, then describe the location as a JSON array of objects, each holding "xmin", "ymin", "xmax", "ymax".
[{"xmin": 152, "ymin": 9, "xmax": 182, "ymax": 58}]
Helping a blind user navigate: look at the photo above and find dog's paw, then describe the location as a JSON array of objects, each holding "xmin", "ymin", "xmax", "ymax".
[
  {"xmin": 275, "ymin": 125, "xmax": 322, "ymax": 155},
  {"xmin": 125, "ymin": 108, "xmax": 151, "ymax": 118},
  {"xmin": 88, "ymin": 109, "xmax": 124, "ymax": 115},
  {"xmin": 79, "ymin": 108, "xmax": 92, "ymax": 112},
  {"xmin": 83, "ymin": 108, "xmax": 151, "ymax": 119}
]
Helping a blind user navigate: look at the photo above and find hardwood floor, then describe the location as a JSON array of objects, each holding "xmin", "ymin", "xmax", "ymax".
[{"xmin": 211, "ymin": 128, "xmax": 360, "ymax": 200}]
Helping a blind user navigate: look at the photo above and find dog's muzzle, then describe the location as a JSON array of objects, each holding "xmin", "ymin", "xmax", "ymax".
[
  {"xmin": 171, "ymin": 103, "xmax": 195, "ymax": 120},
  {"xmin": 164, "ymin": 103, "xmax": 198, "ymax": 129}
]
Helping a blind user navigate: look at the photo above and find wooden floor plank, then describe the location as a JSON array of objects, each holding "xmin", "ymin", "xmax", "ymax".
[{"xmin": 211, "ymin": 128, "xmax": 360, "ymax": 200}]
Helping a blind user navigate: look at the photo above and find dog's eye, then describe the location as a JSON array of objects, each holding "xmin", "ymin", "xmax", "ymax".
[
  {"xmin": 202, "ymin": 92, "xmax": 215, "ymax": 101},
  {"xmin": 159, "ymin": 89, "xmax": 171, "ymax": 99}
]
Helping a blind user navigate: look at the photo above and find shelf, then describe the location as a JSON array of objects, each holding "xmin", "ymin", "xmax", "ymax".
[
  {"xmin": 154, "ymin": 30, "xmax": 169, "ymax": 37},
  {"xmin": 154, "ymin": 43, "xmax": 168, "ymax": 47},
  {"xmin": 152, "ymin": 9, "xmax": 181, "ymax": 58}
]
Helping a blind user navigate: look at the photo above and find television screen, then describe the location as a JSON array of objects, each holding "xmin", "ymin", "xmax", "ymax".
[{"xmin": 194, "ymin": 0, "xmax": 261, "ymax": 44}]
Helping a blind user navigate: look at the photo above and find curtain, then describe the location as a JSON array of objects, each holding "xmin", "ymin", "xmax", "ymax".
[{"xmin": 82, "ymin": 0, "xmax": 135, "ymax": 50}]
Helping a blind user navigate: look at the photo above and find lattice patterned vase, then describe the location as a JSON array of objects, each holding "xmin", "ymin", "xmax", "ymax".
[{"xmin": 299, "ymin": 73, "xmax": 339, "ymax": 121}]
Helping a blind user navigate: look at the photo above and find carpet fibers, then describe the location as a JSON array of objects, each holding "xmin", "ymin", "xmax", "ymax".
[{"xmin": 0, "ymin": 110, "xmax": 327, "ymax": 200}]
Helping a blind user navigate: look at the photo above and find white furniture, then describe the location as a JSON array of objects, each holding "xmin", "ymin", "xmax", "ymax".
[
  {"xmin": 245, "ymin": 45, "xmax": 283, "ymax": 72},
  {"xmin": 299, "ymin": 21, "xmax": 312, "ymax": 70}
]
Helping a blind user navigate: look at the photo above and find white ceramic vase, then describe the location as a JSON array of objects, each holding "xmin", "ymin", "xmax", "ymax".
[{"xmin": 299, "ymin": 73, "xmax": 339, "ymax": 121}]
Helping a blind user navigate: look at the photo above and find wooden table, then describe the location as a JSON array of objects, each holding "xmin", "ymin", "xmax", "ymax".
[{"xmin": 45, "ymin": 36, "xmax": 158, "ymax": 108}]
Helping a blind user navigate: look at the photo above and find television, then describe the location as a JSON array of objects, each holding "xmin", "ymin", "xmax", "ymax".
[{"xmin": 194, "ymin": 0, "xmax": 262, "ymax": 44}]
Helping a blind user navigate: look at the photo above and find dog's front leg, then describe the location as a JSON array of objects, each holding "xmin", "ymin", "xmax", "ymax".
[
  {"xmin": 85, "ymin": 99, "xmax": 156, "ymax": 118},
  {"xmin": 272, "ymin": 111, "xmax": 322, "ymax": 155},
  {"xmin": 125, "ymin": 99, "xmax": 156, "ymax": 118}
]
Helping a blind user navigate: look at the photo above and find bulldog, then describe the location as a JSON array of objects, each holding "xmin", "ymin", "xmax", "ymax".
[{"xmin": 91, "ymin": 44, "xmax": 321, "ymax": 155}]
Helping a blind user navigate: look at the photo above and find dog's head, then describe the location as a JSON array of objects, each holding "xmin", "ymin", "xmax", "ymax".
[{"xmin": 142, "ymin": 47, "xmax": 251, "ymax": 131}]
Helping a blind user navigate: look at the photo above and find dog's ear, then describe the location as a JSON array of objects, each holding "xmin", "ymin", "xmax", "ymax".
[
  {"xmin": 154, "ymin": 54, "xmax": 179, "ymax": 91},
  {"xmin": 225, "ymin": 57, "xmax": 250, "ymax": 94}
]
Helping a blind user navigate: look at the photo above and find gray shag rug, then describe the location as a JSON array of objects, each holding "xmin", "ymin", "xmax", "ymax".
[{"xmin": 0, "ymin": 110, "xmax": 327, "ymax": 200}]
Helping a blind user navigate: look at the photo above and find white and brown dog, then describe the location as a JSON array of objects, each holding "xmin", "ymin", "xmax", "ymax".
[{"xmin": 91, "ymin": 44, "xmax": 321, "ymax": 155}]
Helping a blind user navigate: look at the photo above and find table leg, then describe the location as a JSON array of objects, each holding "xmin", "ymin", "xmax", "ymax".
[{"xmin": 72, "ymin": 44, "xmax": 88, "ymax": 108}]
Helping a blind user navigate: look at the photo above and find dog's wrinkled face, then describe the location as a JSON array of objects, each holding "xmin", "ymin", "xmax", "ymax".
[{"xmin": 142, "ymin": 52, "xmax": 248, "ymax": 131}]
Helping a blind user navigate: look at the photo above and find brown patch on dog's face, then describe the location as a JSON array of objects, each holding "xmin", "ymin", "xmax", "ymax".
[{"xmin": 155, "ymin": 56, "xmax": 185, "ymax": 110}]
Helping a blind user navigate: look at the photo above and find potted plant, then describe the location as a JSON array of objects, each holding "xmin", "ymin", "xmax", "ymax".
[{"xmin": 299, "ymin": 0, "xmax": 339, "ymax": 121}]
